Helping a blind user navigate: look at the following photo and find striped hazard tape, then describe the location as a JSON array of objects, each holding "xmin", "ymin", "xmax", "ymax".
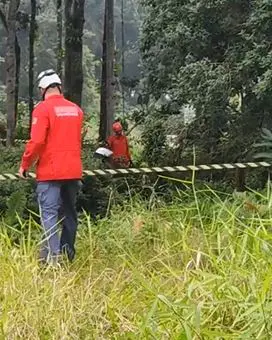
[
  {"xmin": 0, "ymin": 138, "xmax": 26, "ymax": 144},
  {"xmin": 0, "ymin": 162, "xmax": 271, "ymax": 181},
  {"xmin": 0, "ymin": 138, "xmax": 92, "ymax": 146}
]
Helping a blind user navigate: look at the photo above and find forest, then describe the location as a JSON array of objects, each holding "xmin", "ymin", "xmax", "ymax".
[{"xmin": 0, "ymin": 0, "xmax": 272, "ymax": 338}]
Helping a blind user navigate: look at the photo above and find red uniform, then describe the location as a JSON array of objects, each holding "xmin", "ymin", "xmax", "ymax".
[
  {"xmin": 20, "ymin": 94, "xmax": 83, "ymax": 181},
  {"xmin": 107, "ymin": 134, "xmax": 131, "ymax": 167}
]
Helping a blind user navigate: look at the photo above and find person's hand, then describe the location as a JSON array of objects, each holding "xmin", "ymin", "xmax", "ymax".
[
  {"xmin": 104, "ymin": 141, "xmax": 110, "ymax": 148},
  {"xmin": 18, "ymin": 166, "xmax": 27, "ymax": 179}
]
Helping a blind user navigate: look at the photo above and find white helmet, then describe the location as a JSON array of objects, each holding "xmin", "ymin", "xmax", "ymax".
[{"xmin": 37, "ymin": 69, "xmax": 61, "ymax": 89}]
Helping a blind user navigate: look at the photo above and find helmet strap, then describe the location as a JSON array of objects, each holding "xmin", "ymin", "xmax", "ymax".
[{"xmin": 57, "ymin": 85, "xmax": 62, "ymax": 94}]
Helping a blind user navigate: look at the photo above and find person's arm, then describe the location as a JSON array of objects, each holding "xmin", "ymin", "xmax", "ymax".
[
  {"xmin": 106, "ymin": 136, "xmax": 113, "ymax": 150},
  {"xmin": 20, "ymin": 105, "xmax": 49, "ymax": 172}
]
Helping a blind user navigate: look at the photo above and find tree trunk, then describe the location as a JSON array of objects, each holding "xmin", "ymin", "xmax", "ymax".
[
  {"xmin": 29, "ymin": 0, "xmax": 36, "ymax": 132},
  {"xmin": 121, "ymin": 0, "xmax": 125, "ymax": 116},
  {"xmin": 99, "ymin": 7, "xmax": 107, "ymax": 141},
  {"xmin": 64, "ymin": 0, "xmax": 85, "ymax": 106},
  {"xmin": 6, "ymin": 0, "xmax": 20, "ymax": 146},
  {"xmin": 235, "ymin": 168, "xmax": 246, "ymax": 192},
  {"xmin": 56, "ymin": 0, "xmax": 63, "ymax": 79},
  {"xmin": 99, "ymin": 0, "xmax": 115, "ymax": 141},
  {"xmin": 15, "ymin": 35, "xmax": 20, "ymax": 128}
]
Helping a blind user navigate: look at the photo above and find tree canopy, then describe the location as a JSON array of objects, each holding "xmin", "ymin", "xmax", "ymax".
[{"xmin": 141, "ymin": 0, "xmax": 272, "ymax": 164}]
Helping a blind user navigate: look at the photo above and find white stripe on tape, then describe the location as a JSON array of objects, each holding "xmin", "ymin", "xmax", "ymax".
[
  {"xmin": 187, "ymin": 166, "xmax": 199, "ymax": 171},
  {"xmin": 117, "ymin": 169, "xmax": 130, "ymax": 174},
  {"xmin": 246, "ymin": 163, "xmax": 258, "ymax": 168},
  {"xmin": 105, "ymin": 169, "xmax": 118, "ymax": 174},
  {"xmin": 236, "ymin": 163, "xmax": 247, "ymax": 168},
  {"xmin": 83, "ymin": 170, "xmax": 96, "ymax": 176},
  {"xmin": 152, "ymin": 167, "xmax": 164, "ymax": 172},
  {"xmin": 260, "ymin": 162, "xmax": 271, "ymax": 167},
  {"xmin": 222, "ymin": 164, "xmax": 235, "ymax": 169},
  {"xmin": 140, "ymin": 168, "xmax": 153, "ymax": 173},
  {"xmin": 198, "ymin": 165, "xmax": 211, "ymax": 170},
  {"xmin": 175, "ymin": 166, "xmax": 188, "ymax": 171},
  {"xmin": 129, "ymin": 168, "xmax": 141, "ymax": 173},
  {"xmin": 163, "ymin": 167, "xmax": 176, "ymax": 172},
  {"xmin": 94, "ymin": 169, "xmax": 108, "ymax": 175}
]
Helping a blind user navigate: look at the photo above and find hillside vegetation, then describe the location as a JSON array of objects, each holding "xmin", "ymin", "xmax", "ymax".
[{"xmin": 1, "ymin": 186, "xmax": 272, "ymax": 339}]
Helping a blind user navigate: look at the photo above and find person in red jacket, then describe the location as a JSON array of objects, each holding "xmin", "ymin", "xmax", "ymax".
[
  {"xmin": 19, "ymin": 69, "xmax": 83, "ymax": 265},
  {"xmin": 106, "ymin": 122, "xmax": 132, "ymax": 168}
]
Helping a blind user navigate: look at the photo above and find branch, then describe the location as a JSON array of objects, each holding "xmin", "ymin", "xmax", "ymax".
[{"xmin": 126, "ymin": 121, "xmax": 142, "ymax": 136}]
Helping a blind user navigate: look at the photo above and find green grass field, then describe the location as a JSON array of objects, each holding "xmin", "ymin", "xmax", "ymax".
[{"xmin": 1, "ymin": 185, "xmax": 272, "ymax": 339}]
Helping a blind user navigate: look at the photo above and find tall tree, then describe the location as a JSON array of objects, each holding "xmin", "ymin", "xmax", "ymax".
[
  {"xmin": 56, "ymin": 0, "xmax": 63, "ymax": 78},
  {"xmin": 64, "ymin": 0, "xmax": 85, "ymax": 106},
  {"xmin": 1, "ymin": 1, "xmax": 22, "ymax": 145},
  {"xmin": 29, "ymin": 0, "xmax": 36, "ymax": 130},
  {"xmin": 99, "ymin": 0, "xmax": 115, "ymax": 141},
  {"xmin": 120, "ymin": 0, "xmax": 125, "ymax": 116},
  {"xmin": 5, "ymin": 0, "xmax": 20, "ymax": 146},
  {"xmin": 99, "ymin": 7, "xmax": 107, "ymax": 141},
  {"xmin": 14, "ymin": 29, "xmax": 20, "ymax": 127}
]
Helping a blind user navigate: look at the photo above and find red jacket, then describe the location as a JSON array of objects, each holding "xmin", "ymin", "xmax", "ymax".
[
  {"xmin": 20, "ymin": 94, "xmax": 83, "ymax": 181},
  {"xmin": 107, "ymin": 134, "xmax": 131, "ymax": 165}
]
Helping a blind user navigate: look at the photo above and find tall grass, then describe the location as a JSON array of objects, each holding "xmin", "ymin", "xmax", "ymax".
[{"xmin": 0, "ymin": 185, "xmax": 272, "ymax": 339}]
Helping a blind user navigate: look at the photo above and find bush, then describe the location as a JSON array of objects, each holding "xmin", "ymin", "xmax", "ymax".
[{"xmin": 141, "ymin": 117, "xmax": 168, "ymax": 166}]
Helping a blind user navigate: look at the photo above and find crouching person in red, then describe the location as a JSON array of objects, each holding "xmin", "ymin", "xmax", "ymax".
[
  {"xmin": 106, "ymin": 122, "xmax": 133, "ymax": 168},
  {"xmin": 19, "ymin": 69, "xmax": 83, "ymax": 265}
]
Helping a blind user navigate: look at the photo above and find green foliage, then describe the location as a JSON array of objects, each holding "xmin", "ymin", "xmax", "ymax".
[
  {"xmin": 254, "ymin": 128, "xmax": 272, "ymax": 162},
  {"xmin": 0, "ymin": 145, "xmax": 25, "ymax": 173},
  {"xmin": 16, "ymin": 101, "xmax": 31, "ymax": 139},
  {"xmin": 1, "ymin": 189, "xmax": 272, "ymax": 337},
  {"xmin": 141, "ymin": 117, "xmax": 167, "ymax": 166},
  {"xmin": 140, "ymin": 0, "xmax": 272, "ymax": 166},
  {"xmin": 0, "ymin": 145, "xmax": 36, "ymax": 219},
  {"xmin": 0, "ymin": 85, "xmax": 6, "ymax": 117},
  {"xmin": 0, "ymin": 99, "xmax": 29, "ymax": 140},
  {"xmin": 81, "ymin": 45, "xmax": 100, "ymax": 115},
  {"xmin": 5, "ymin": 189, "xmax": 27, "ymax": 225}
]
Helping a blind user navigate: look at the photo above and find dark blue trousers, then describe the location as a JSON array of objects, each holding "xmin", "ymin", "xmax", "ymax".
[{"xmin": 36, "ymin": 180, "xmax": 80, "ymax": 262}]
